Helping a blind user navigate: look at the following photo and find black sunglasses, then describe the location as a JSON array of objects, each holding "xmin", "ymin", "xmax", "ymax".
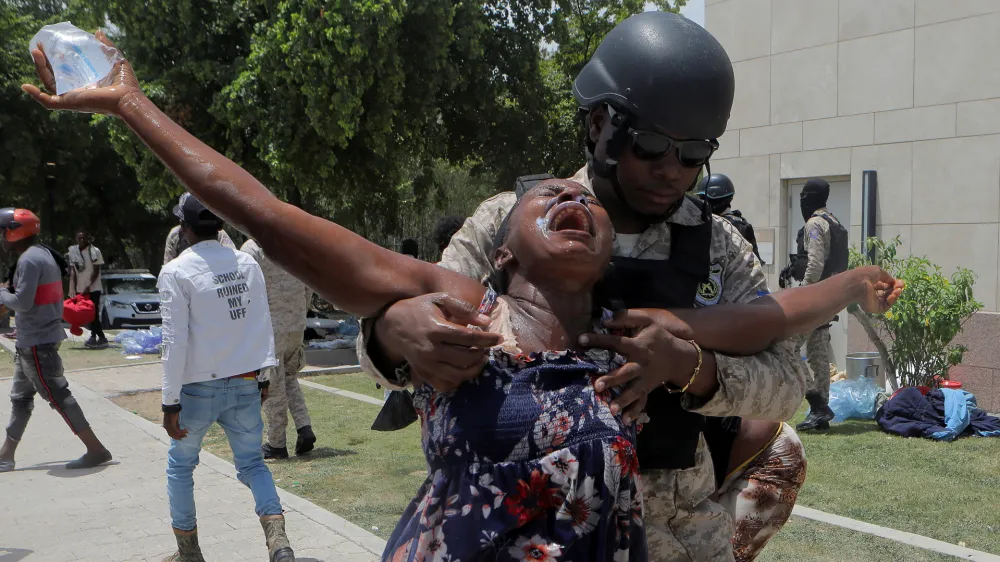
[
  {"xmin": 627, "ymin": 128, "xmax": 718, "ymax": 168},
  {"xmin": 605, "ymin": 105, "xmax": 717, "ymax": 168}
]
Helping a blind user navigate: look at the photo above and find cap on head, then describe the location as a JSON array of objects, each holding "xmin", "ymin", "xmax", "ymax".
[
  {"xmin": 173, "ymin": 193, "xmax": 223, "ymax": 227},
  {"xmin": 0, "ymin": 208, "xmax": 41, "ymax": 243},
  {"xmin": 696, "ymin": 174, "xmax": 735, "ymax": 201},
  {"xmin": 572, "ymin": 11, "xmax": 735, "ymax": 140}
]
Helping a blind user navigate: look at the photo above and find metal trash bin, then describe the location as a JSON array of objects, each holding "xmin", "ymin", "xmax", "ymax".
[{"xmin": 846, "ymin": 352, "xmax": 884, "ymax": 388}]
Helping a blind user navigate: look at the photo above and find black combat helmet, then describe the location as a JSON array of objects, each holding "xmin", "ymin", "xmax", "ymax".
[
  {"xmin": 573, "ymin": 11, "xmax": 735, "ymax": 141},
  {"xmin": 696, "ymin": 174, "xmax": 735, "ymax": 201},
  {"xmin": 573, "ymin": 11, "xmax": 735, "ymax": 221}
]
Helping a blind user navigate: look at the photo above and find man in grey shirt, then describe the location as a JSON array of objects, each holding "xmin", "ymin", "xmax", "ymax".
[{"xmin": 0, "ymin": 208, "xmax": 112, "ymax": 473}]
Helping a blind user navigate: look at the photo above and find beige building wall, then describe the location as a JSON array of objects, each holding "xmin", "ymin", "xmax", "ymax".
[{"xmin": 705, "ymin": 0, "xmax": 1000, "ymax": 407}]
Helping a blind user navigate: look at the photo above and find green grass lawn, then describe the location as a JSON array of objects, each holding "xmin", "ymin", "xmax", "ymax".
[
  {"xmin": 114, "ymin": 376, "xmax": 1000, "ymax": 558},
  {"xmin": 0, "ymin": 347, "xmax": 14, "ymax": 378},
  {"xmin": 60, "ymin": 340, "xmax": 154, "ymax": 371},
  {"xmin": 307, "ymin": 372, "xmax": 385, "ymax": 400},
  {"xmin": 758, "ymin": 516, "xmax": 956, "ymax": 562},
  {"xmin": 787, "ymin": 404, "xmax": 1000, "ymax": 555},
  {"xmin": 0, "ymin": 337, "xmax": 147, "ymax": 376}
]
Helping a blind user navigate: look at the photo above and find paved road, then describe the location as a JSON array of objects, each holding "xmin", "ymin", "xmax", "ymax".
[{"xmin": 0, "ymin": 362, "xmax": 384, "ymax": 562}]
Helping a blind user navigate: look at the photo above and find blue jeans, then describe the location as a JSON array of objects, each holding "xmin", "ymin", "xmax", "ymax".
[{"xmin": 167, "ymin": 377, "xmax": 282, "ymax": 531}]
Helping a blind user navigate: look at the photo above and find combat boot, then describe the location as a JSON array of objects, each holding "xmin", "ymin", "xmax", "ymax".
[
  {"xmin": 796, "ymin": 391, "xmax": 835, "ymax": 432},
  {"xmin": 295, "ymin": 425, "xmax": 316, "ymax": 456},
  {"xmin": 162, "ymin": 528, "xmax": 206, "ymax": 562},
  {"xmin": 261, "ymin": 515, "xmax": 296, "ymax": 562},
  {"xmin": 262, "ymin": 443, "xmax": 289, "ymax": 460}
]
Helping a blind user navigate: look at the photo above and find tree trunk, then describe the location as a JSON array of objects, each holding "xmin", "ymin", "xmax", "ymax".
[{"xmin": 850, "ymin": 308, "xmax": 898, "ymax": 391}]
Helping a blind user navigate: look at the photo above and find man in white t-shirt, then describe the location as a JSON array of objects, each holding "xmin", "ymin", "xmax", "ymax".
[{"xmin": 68, "ymin": 230, "xmax": 108, "ymax": 348}]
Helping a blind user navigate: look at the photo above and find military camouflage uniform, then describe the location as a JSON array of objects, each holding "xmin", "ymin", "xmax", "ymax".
[
  {"xmin": 163, "ymin": 225, "xmax": 236, "ymax": 265},
  {"xmin": 356, "ymin": 166, "xmax": 806, "ymax": 561},
  {"xmin": 801, "ymin": 209, "xmax": 839, "ymax": 404},
  {"xmin": 242, "ymin": 239, "xmax": 314, "ymax": 448}
]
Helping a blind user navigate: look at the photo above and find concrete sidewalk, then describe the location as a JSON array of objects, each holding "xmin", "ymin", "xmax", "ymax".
[{"xmin": 0, "ymin": 368, "xmax": 385, "ymax": 562}]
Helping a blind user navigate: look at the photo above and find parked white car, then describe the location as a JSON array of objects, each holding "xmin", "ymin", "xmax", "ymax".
[{"xmin": 100, "ymin": 271, "xmax": 161, "ymax": 329}]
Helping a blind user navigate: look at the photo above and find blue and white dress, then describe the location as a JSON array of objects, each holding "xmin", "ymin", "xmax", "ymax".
[{"xmin": 384, "ymin": 292, "xmax": 646, "ymax": 562}]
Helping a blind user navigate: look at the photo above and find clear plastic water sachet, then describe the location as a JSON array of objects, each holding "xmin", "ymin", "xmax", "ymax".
[{"xmin": 29, "ymin": 22, "xmax": 123, "ymax": 95}]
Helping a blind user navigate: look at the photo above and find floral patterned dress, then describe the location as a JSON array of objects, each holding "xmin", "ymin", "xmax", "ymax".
[{"xmin": 384, "ymin": 297, "xmax": 646, "ymax": 562}]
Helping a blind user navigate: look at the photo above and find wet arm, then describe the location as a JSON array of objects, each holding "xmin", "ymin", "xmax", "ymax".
[{"xmin": 116, "ymin": 94, "xmax": 484, "ymax": 316}]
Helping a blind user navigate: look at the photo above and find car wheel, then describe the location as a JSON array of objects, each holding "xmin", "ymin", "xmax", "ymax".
[{"xmin": 101, "ymin": 309, "xmax": 112, "ymax": 330}]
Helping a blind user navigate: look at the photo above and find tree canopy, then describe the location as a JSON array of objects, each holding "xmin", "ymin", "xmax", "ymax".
[{"xmin": 0, "ymin": 0, "xmax": 685, "ymax": 270}]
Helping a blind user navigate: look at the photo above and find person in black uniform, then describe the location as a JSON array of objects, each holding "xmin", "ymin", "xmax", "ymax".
[{"xmin": 697, "ymin": 173, "xmax": 763, "ymax": 264}]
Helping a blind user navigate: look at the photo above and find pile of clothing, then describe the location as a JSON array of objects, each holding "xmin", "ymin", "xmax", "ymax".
[
  {"xmin": 305, "ymin": 317, "xmax": 359, "ymax": 350},
  {"xmin": 875, "ymin": 387, "xmax": 1000, "ymax": 441}
]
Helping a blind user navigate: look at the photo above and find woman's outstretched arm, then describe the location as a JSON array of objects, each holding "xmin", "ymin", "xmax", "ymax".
[
  {"xmin": 666, "ymin": 266, "xmax": 903, "ymax": 355},
  {"xmin": 22, "ymin": 32, "xmax": 486, "ymax": 317}
]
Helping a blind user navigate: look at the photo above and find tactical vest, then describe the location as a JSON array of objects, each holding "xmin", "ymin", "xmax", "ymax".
[
  {"xmin": 720, "ymin": 210, "xmax": 762, "ymax": 264},
  {"xmin": 793, "ymin": 213, "xmax": 849, "ymax": 282},
  {"xmin": 510, "ymin": 174, "xmax": 714, "ymax": 470}
]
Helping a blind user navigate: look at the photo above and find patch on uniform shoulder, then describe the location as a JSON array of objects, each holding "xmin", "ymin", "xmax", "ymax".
[{"xmin": 695, "ymin": 262, "xmax": 724, "ymax": 306}]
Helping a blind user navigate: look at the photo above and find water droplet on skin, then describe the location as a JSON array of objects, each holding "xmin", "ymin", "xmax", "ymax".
[{"xmin": 535, "ymin": 216, "xmax": 550, "ymax": 239}]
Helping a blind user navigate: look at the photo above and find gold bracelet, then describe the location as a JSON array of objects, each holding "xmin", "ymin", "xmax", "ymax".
[{"xmin": 665, "ymin": 340, "xmax": 702, "ymax": 394}]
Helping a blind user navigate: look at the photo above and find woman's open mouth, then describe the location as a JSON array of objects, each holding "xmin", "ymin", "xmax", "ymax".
[{"xmin": 546, "ymin": 201, "xmax": 595, "ymax": 237}]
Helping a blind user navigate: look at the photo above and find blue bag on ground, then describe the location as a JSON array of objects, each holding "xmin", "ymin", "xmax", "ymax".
[
  {"xmin": 826, "ymin": 377, "xmax": 882, "ymax": 422},
  {"xmin": 115, "ymin": 326, "xmax": 163, "ymax": 354}
]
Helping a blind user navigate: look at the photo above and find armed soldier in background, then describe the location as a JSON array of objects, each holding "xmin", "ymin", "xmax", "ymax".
[
  {"xmin": 783, "ymin": 179, "xmax": 849, "ymax": 432},
  {"xmin": 697, "ymin": 174, "xmax": 763, "ymax": 264}
]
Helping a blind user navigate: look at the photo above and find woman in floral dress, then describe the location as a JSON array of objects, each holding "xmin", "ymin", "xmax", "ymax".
[
  {"xmin": 21, "ymin": 46, "xmax": 903, "ymax": 561},
  {"xmin": 386, "ymin": 290, "xmax": 646, "ymax": 561}
]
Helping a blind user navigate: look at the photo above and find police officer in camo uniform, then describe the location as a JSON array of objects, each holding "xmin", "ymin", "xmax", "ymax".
[
  {"xmin": 793, "ymin": 178, "xmax": 849, "ymax": 432},
  {"xmin": 357, "ymin": 12, "xmax": 805, "ymax": 561},
  {"xmin": 241, "ymin": 238, "xmax": 318, "ymax": 458}
]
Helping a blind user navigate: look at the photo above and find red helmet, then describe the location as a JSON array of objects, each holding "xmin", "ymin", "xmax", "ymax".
[{"xmin": 0, "ymin": 208, "xmax": 42, "ymax": 243}]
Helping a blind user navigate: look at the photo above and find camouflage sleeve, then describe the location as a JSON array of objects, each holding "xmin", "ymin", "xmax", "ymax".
[
  {"xmin": 163, "ymin": 227, "xmax": 179, "ymax": 265},
  {"xmin": 682, "ymin": 219, "xmax": 807, "ymax": 421},
  {"xmin": 240, "ymin": 239, "xmax": 262, "ymax": 261},
  {"xmin": 355, "ymin": 192, "xmax": 517, "ymax": 389},
  {"xmin": 218, "ymin": 229, "xmax": 237, "ymax": 250},
  {"xmin": 802, "ymin": 218, "xmax": 830, "ymax": 286}
]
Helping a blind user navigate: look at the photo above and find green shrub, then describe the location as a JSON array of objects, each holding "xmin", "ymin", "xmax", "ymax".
[{"xmin": 849, "ymin": 237, "xmax": 981, "ymax": 389}]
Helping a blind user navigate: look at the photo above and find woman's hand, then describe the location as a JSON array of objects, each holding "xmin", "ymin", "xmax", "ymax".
[
  {"xmin": 21, "ymin": 30, "xmax": 143, "ymax": 116},
  {"xmin": 855, "ymin": 266, "xmax": 905, "ymax": 314}
]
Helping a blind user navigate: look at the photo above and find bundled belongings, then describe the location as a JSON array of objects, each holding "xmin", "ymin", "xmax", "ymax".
[
  {"xmin": 63, "ymin": 294, "xmax": 95, "ymax": 336},
  {"xmin": 827, "ymin": 377, "xmax": 882, "ymax": 422},
  {"xmin": 875, "ymin": 387, "xmax": 1000, "ymax": 441}
]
